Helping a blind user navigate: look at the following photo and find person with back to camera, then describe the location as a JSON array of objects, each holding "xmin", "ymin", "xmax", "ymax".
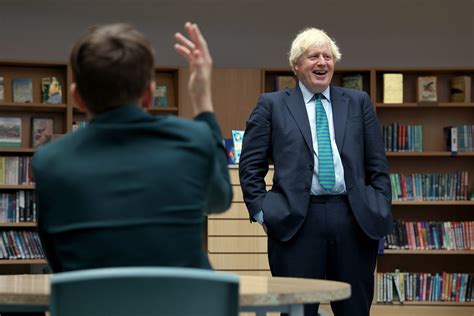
[
  {"xmin": 32, "ymin": 22, "xmax": 232, "ymax": 272},
  {"xmin": 239, "ymin": 27, "xmax": 392, "ymax": 316}
]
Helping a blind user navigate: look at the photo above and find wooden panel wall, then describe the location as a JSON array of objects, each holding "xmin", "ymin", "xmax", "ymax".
[
  {"xmin": 208, "ymin": 167, "xmax": 273, "ymax": 275},
  {"xmin": 178, "ymin": 68, "xmax": 262, "ymax": 138}
]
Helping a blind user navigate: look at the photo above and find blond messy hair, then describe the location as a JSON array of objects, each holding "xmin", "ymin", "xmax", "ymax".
[{"xmin": 289, "ymin": 28, "xmax": 342, "ymax": 72}]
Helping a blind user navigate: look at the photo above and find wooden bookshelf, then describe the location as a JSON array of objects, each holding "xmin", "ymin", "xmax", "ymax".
[
  {"xmin": 0, "ymin": 61, "xmax": 67, "ymax": 273},
  {"xmin": 0, "ymin": 223, "xmax": 37, "ymax": 228},
  {"xmin": 0, "ymin": 259, "xmax": 46, "ymax": 265},
  {"xmin": 149, "ymin": 67, "xmax": 179, "ymax": 115},
  {"xmin": 0, "ymin": 61, "xmax": 182, "ymax": 275},
  {"xmin": 376, "ymin": 68, "xmax": 474, "ymax": 309},
  {"xmin": 0, "ymin": 185, "xmax": 35, "ymax": 190}
]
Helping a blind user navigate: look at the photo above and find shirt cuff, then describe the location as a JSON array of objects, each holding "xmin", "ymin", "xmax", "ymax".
[{"xmin": 254, "ymin": 210, "xmax": 264, "ymax": 225}]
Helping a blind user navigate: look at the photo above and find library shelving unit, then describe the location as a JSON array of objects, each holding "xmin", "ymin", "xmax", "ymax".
[
  {"xmin": 374, "ymin": 68, "xmax": 474, "ymax": 315},
  {"xmin": 209, "ymin": 68, "xmax": 474, "ymax": 316},
  {"xmin": 0, "ymin": 60, "xmax": 69, "ymax": 274},
  {"xmin": 0, "ymin": 61, "xmax": 180, "ymax": 275}
]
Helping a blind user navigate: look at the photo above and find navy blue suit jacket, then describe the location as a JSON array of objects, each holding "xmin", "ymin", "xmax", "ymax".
[{"xmin": 239, "ymin": 85, "xmax": 392, "ymax": 242}]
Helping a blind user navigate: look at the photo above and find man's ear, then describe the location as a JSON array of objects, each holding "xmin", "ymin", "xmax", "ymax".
[
  {"xmin": 140, "ymin": 81, "xmax": 155, "ymax": 109},
  {"xmin": 70, "ymin": 83, "xmax": 88, "ymax": 112},
  {"xmin": 293, "ymin": 63, "xmax": 300, "ymax": 73}
]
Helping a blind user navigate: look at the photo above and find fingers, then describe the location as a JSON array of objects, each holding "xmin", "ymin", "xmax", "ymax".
[
  {"xmin": 174, "ymin": 31, "xmax": 195, "ymax": 51},
  {"xmin": 174, "ymin": 43, "xmax": 191, "ymax": 63},
  {"xmin": 175, "ymin": 22, "xmax": 211, "ymax": 64},
  {"xmin": 174, "ymin": 31, "xmax": 196, "ymax": 63},
  {"xmin": 186, "ymin": 23, "xmax": 210, "ymax": 58}
]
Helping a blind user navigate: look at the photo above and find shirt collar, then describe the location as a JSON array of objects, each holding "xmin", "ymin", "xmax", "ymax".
[{"xmin": 298, "ymin": 81, "xmax": 331, "ymax": 103}]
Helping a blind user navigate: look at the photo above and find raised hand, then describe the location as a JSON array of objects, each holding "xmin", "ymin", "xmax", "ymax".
[{"xmin": 175, "ymin": 22, "xmax": 213, "ymax": 115}]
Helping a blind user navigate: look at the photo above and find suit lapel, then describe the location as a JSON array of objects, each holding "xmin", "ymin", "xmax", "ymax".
[
  {"xmin": 284, "ymin": 86, "xmax": 313, "ymax": 153},
  {"xmin": 330, "ymin": 86, "xmax": 349, "ymax": 153}
]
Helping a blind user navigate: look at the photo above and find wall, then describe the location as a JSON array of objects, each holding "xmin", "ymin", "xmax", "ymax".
[{"xmin": 0, "ymin": 0, "xmax": 473, "ymax": 68}]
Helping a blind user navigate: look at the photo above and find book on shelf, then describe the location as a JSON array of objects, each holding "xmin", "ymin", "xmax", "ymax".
[
  {"xmin": 342, "ymin": 74, "xmax": 363, "ymax": 91},
  {"xmin": 383, "ymin": 73, "xmax": 403, "ymax": 103},
  {"xmin": 393, "ymin": 269, "xmax": 405, "ymax": 303},
  {"xmin": 444, "ymin": 126, "xmax": 458, "ymax": 152},
  {"xmin": 12, "ymin": 78, "xmax": 33, "ymax": 103},
  {"xmin": 416, "ymin": 76, "xmax": 437, "ymax": 102},
  {"xmin": 444, "ymin": 125, "xmax": 473, "ymax": 152},
  {"xmin": 0, "ymin": 77, "xmax": 4, "ymax": 102},
  {"xmin": 41, "ymin": 77, "xmax": 63, "ymax": 104},
  {"xmin": 31, "ymin": 117, "xmax": 53, "ymax": 148},
  {"xmin": 275, "ymin": 76, "xmax": 296, "ymax": 90},
  {"xmin": 450, "ymin": 76, "xmax": 471, "ymax": 102},
  {"xmin": 153, "ymin": 84, "xmax": 168, "ymax": 107},
  {"xmin": 223, "ymin": 138, "xmax": 236, "ymax": 165},
  {"xmin": 231, "ymin": 130, "xmax": 244, "ymax": 164},
  {"xmin": 0, "ymin": 117, "xmax": 21, "ymax": 147}
]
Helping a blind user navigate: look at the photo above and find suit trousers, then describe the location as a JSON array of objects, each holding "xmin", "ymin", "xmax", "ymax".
[{"xmin": 267, "ymin": 195, "xmax": 379, "ymax": 316}]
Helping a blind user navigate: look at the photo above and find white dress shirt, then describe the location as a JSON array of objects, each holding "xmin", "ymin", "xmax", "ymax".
[{"xmin": 299, "ymin": 82, "xmax": 346, "ymax": 195}]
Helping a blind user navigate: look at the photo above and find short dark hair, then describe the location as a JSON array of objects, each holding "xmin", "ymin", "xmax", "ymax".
[{"xmin": 70, "ymin": 23, "xmax": 155, "ymax": 114}]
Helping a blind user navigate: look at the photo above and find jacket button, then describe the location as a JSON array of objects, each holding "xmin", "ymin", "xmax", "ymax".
[
  {"xmin": 304, "ymin": 186, "xmax": 310, "ymax": 192},
  {"xmin": 309, "ymin": 165, "xmax": 313, "ymax": 170}
]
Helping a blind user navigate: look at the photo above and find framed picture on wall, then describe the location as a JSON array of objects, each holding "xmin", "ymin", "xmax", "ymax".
[{"xmin": 31, "ymin": 117, "xmax": 53, "ymax": 148}]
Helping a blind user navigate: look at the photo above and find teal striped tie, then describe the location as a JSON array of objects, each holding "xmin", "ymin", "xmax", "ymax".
[{"xmin": 315, "ymin": 93, "xmax": 336, "ymax": 190}]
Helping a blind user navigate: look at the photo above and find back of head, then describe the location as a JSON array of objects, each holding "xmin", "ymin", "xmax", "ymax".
[
  {"xmin": 289, "ymin": 27, "xmax": 342, "ymax": 72},
  {"xmin": 70, "ymin": 23, "xmax": 155, "ymax": 114}
]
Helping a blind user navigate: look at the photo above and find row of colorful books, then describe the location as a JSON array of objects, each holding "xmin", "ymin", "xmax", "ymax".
[
  {"xmin": 445, "ymin": 125, "xmax": 474, "ymax": 152},
  {"xmin": 389, "ymin": 171, "xmax": 471, "ymax": 201},
  {"xmin": 382, "ymin": 123, "xmax": 423, "ymax": 152},
  {"xmin": 0, "ymin": 191, "xmax": 37, "ymax": 224},
  {"xmin": 0, "ymin": 156, "xmax": 33, "ymax": 185},
  {"xmin": 0, "ymin": 76, "xmax": 63, "ymax": 104},
  {"xmin": 377, "ymin": 271, "xmax": 473, "ymax": 303},
  {"xmin": 383, "ymin": 74, "xmax": 471, "ymax": 103},
  {"xmin": 384, "ymin": 220, "xmax": 474, "ymax": 251},
  {"xmin": 0, "ymin": 116, "xmax": 54, "ymax": 148},
  {"xmin": 0, "ymin": 230, "xmax": 44, "ymax": 260}
]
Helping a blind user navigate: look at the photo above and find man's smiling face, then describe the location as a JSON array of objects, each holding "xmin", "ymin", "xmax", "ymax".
[{"xmin": 294, "ymin": 44, "xmax": 335, "ymax": 93}]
